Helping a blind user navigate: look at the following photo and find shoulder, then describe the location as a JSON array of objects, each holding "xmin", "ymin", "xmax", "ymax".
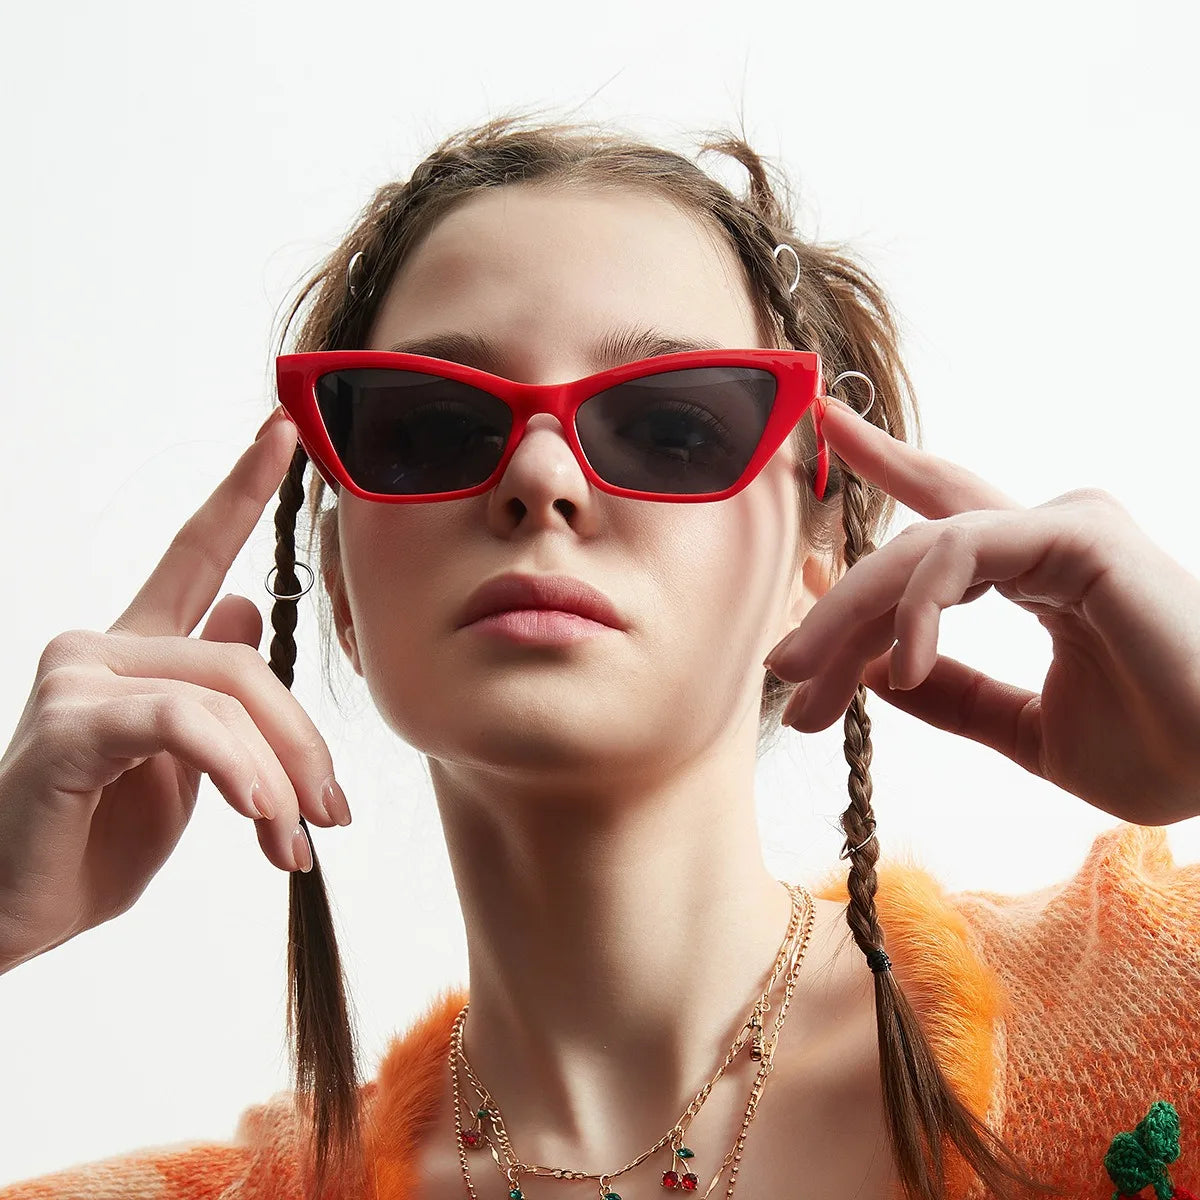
[
  {"xmin": 810, "ymin": 821, "xmax": 1200, "ymax": 1198},
  {"xmin": 810, "ymin": 819, "xmax": 1200, "ymax": 1024},
  {"xmin": 0, "ymin": 1087, "xmax": 316, "ymax": 1200},
  {"xmin": 362, "ymin": 987, "xmax": 469, "ymax": 1199}
]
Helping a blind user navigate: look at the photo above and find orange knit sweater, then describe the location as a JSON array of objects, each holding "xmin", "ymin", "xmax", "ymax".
[{"xmin": 3, "ymin": 821, "xmax": 1197, "ymax": 1200}]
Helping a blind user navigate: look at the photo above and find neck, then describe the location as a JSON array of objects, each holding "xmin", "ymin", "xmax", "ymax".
[{"xmin": 427, "ymin": 744, "xmax": 807, "ymax": 1170}]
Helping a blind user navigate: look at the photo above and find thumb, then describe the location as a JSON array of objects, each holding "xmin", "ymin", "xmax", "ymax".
[
  {"xmin": 199, "ymin": 593, "xmax": 264, "ymax": 649},
  {"xmin": 861, "ymin": 649, "xmax": 1045, "ymax": 778}
]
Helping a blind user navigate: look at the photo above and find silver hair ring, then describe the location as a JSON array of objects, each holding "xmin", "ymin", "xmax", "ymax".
[
  {"xmin": 839, "ymin": 826, "xmax": 878, "ymax": 860},
  {"xmin": 264, "ymin": 561, "xmax": 315, "ymax": 601},
  {"xmin": 772, "ymin": 242, "xmax": 801, "ymax": 294},
  {"xmin": 347, "ymin": 250, "xmax": 375, "ymax": 301},
  {"xmin": 827, "ymin": 370, "xmax": 877, "ymax": 422}
]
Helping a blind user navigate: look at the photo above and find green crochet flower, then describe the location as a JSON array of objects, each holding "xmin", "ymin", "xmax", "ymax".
[{"xmin": 1104, "ymin": 1101, "xmax": 1184, "ymax": 1200}]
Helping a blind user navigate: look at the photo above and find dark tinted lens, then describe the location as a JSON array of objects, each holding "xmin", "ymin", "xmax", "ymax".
[
  {"xmin": 315, "ymin": 369, "xmax": 512, "ymax": 495},
  {"xmin": 577, "ymin": 367, "xmax": 776, "ymax": 494}
]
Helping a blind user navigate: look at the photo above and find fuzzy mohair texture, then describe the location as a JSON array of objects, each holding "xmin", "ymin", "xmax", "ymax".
[{"xmin": 2, "ymin": 821, "xmax": 1197, "ymax": 1200}]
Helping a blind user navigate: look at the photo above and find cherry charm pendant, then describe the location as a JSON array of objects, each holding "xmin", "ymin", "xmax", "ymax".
[
  {"xmin": 663, "ymin": 1145, "xmax": 699, "ymax": 1189},
  {"xmin": 459, "ymin": 1106, "xmax": 489, "ymax": 1150}
]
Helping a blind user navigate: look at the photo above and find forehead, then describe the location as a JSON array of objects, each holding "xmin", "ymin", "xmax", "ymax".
[{"xmin": 366, "ymin": 183, "xmax": 765, "ymax": 369}]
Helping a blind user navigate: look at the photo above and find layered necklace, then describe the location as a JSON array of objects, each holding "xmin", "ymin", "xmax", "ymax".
[{"xmin": 448, "ymin": 881, "xmax": 815, "ymax": 1199}]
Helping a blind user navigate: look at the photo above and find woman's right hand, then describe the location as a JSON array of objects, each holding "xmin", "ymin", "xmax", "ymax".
[{"xmin": 0, "ymin": 407, "xmax": 351, "ymax": 976}]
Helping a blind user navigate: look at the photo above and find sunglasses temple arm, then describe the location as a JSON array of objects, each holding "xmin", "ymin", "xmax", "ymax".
[{"xmin": 812, "ymin": 397, "xmax": 830, "ymax": 501}]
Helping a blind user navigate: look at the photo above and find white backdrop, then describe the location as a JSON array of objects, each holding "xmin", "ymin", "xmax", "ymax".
[{"xmin": 2, "ymin": 0, "xmax": 1198, "ymax": 1183}]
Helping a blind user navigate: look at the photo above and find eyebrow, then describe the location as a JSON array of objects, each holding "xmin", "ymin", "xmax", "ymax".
[{"xmin": 385, "ymin": 326, "xmax": 726, "ymax": 375}]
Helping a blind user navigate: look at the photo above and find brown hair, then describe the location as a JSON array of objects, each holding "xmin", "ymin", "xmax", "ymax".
[{"xmin": 264, "ymin": 113, "xmax": 1067, "ymax": 1200}]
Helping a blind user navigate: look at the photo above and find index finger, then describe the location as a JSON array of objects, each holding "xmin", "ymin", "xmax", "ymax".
[
  {"xmin": 109, "ymin": 410, "xmax": 300, "ymax": 638},
  {"xmin": 818, "ymin": 395, "xmax": 1022, "ymax": 517}
]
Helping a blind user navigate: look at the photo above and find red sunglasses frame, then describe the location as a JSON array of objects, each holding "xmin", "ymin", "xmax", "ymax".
[{"xmin": 274, "ymin": 347, "xmax": 830, "ymax": 504}]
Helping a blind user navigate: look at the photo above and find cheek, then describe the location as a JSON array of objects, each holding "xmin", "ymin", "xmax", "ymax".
[
  {"xmin": 337, "ymin": 504, "xmax": 455, "ymax": 664},
  {"xmin": 651, "ymin": 488, "xmax": 798, "ymax": 661}
]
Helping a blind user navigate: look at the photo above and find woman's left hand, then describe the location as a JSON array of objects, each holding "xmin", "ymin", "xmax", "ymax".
[{"xmin": 765, "ymin": 396, "xmax": 1200, "ymax": 827}]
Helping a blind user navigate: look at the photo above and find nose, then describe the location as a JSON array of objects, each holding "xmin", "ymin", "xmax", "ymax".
[{"xmin": 485, "ymin": 413, "xmax": 599, "ymax": 532}]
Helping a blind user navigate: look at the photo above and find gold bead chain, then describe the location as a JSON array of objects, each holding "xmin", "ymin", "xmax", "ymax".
[{"xmin": 449, "ymin": 881, "xmax": 815, "ymax": 1199}]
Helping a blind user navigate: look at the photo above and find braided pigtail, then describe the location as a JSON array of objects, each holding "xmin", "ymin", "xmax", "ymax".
[
  {"xmin": 265, "ymin": 441, "xmax": 367, "ymax": 1200},
  {"xmin": 838, "ymin": 472, "xmax": 1060, "ymax": 1200},
  {"xmin": 700, "ymin": 153, "xmax": 1066, "ymax": 1200}
]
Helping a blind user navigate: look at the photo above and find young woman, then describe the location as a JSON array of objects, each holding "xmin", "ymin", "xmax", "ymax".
[{"xmin": 1, "ymin": 116, "xmax": 1198, "ymax": 1200}]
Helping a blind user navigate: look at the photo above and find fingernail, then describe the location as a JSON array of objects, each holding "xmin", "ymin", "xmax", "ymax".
[
  {"xmin": 781, "ymin": 680, "xmax": 811, "ymax": 726},
  {"xmin": 827, "ymin": 395, "xmax": 863, "ymax": 417},
  {"xmin": 764, "ymin": 633, "xmax": 796, "ymax": 670},
  {"xmin": 250, "ymin": 776, "xmax": 276, "ymax": 821},
  {"xmin": 320, "ymin": 776, "xmax": 352, "ymax": 826},
  {"xmin": 292, "ymin": 824, "xmax": 314, "ymax": 873},
  {"xmin": 766, "ymin": 633, "xmax": 809, "ymax": 680},
  {"xmin": 255, "ymin": 407, "xmax": 291, "ymax": 441}
]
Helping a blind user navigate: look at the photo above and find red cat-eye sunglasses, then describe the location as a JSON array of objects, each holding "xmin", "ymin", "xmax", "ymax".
[{"xmin": 274, "ymin": 347, "xmax": 833, "ymax": 504}]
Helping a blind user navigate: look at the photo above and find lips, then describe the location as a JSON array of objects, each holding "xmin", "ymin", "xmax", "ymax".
[{"xmin": 457, "ymin": 573, "xmax": 626, "ymax": 630}]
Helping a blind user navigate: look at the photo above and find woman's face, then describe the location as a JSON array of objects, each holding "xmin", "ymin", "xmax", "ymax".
[{"xmin": 326, "ymin": 182, "xmax": 831, "ymax": 780}]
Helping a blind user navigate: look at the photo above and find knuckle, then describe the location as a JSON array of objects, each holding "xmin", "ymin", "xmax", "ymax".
[
  {"xmin": 33, "ymin": 664, "xmax": 98, "ymax": 710},
  {"xmin": 153, "ymin": 693, "xmax": 202, "ymax": 740},
  {"xmin": 216, "ymin": 640, "xmax": 265, "ymax": 677},
  {"xmin": 293, "ymin": 730, "xmax": 332, "ymax": 776},
  {"xmin": 229, "ymin": 640, "xmax": 264, "ymax": 666},
  {"xmin": 1064, "ymin": 486, "xmax": 1122, "ymax": 511},
  {"xmin": 933, "ymin": 522, "xmax": 974, "ymax": 553},
  {"xmin": 38, "ymin": 629, "xmax": 99, "ymax": 671},
  {"xmin": 260, "ymin": 720, "xmax": 327, "ymax": 786},
  {"xmin": 206, "ymin": 689, "xmax": 248, "ymax": 726}
]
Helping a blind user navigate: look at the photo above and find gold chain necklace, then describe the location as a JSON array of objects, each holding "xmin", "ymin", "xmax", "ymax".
[{"xmin": 448, "ymin": 881, "xmax": 815, "ymax": 1199}]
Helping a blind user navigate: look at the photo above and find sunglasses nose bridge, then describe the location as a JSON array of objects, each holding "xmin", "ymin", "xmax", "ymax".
[
  {"xmin": 505, "ymin": 378, "xmax": 583, "ymax": 441},
  {"xmin": 508, "ymin": 376, "xmax": 579, "ymax": 415},
  {"xmin": 497, "ymin": 379, "xmax": 592, "ymax": 489}
]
